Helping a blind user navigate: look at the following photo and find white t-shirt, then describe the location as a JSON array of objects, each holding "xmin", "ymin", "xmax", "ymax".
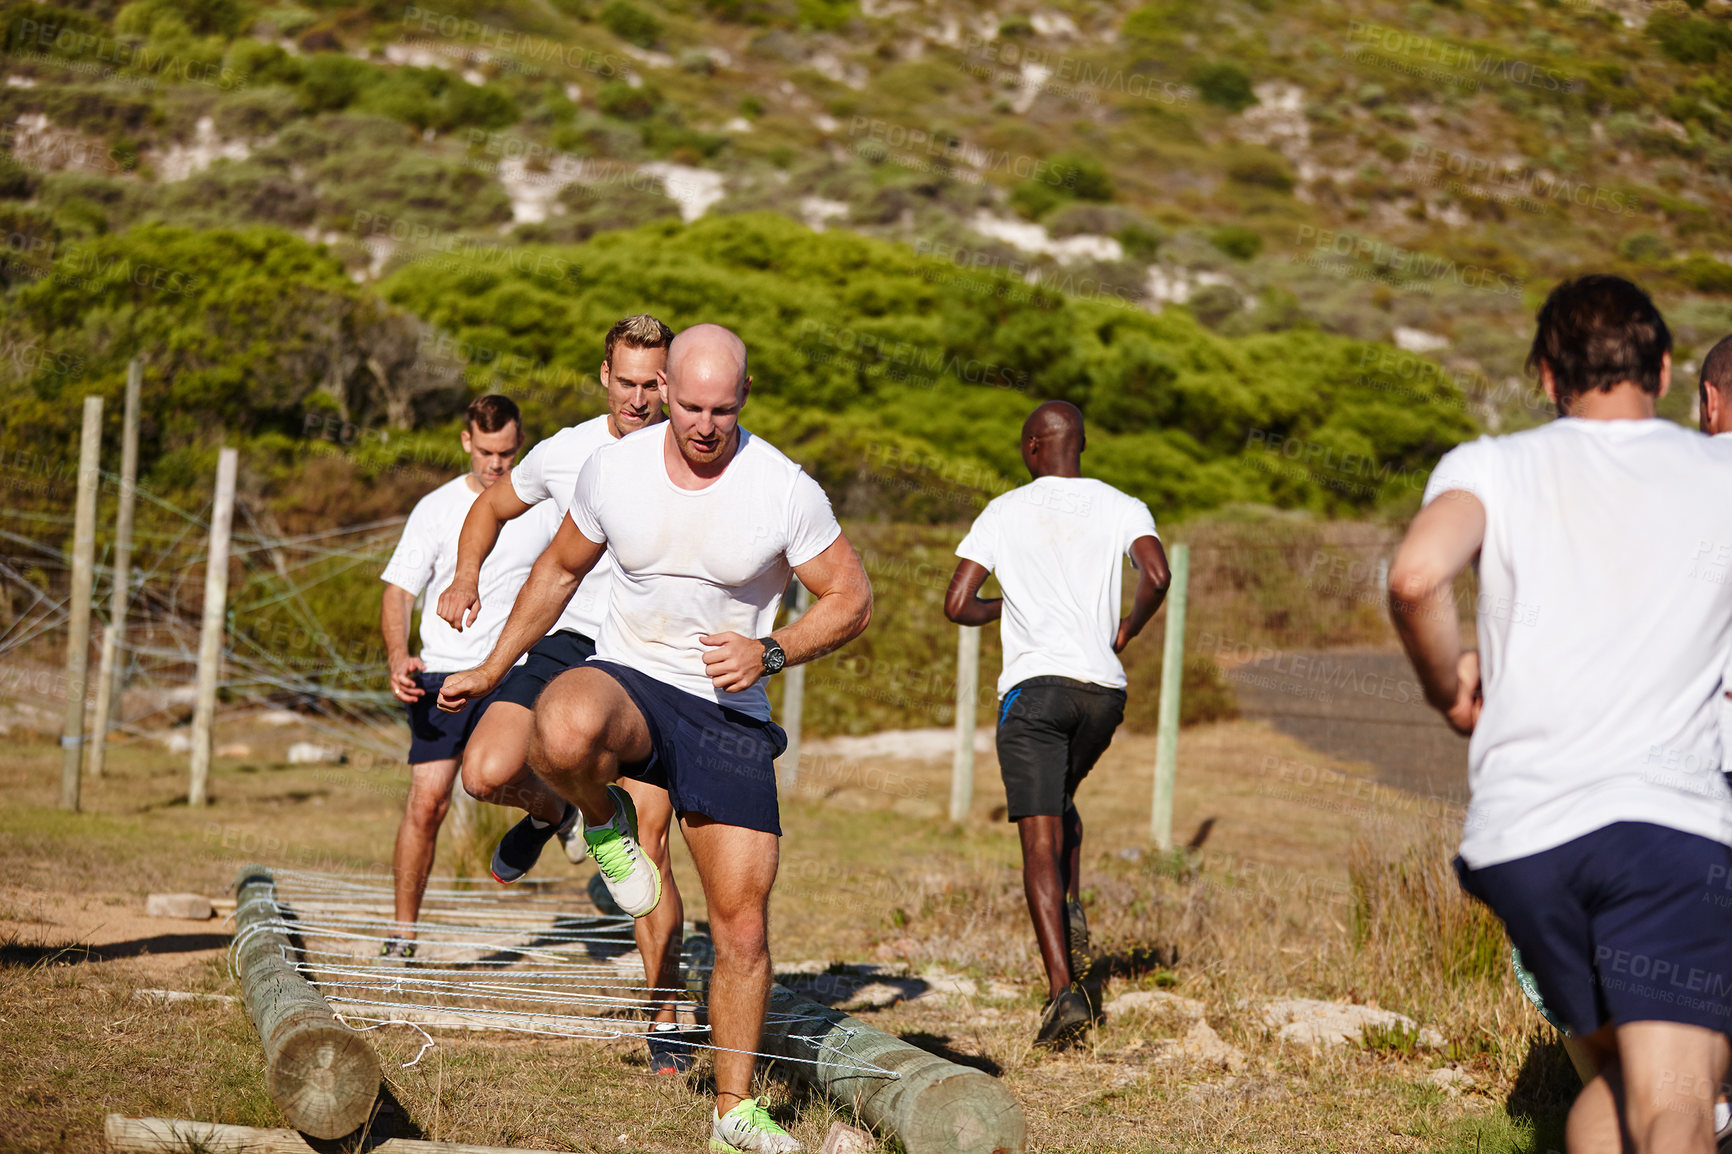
[
  {"xmin": 381, "ymin": 475, "xmax": 559, "ymax": 672},
  {"xmin": 1422, "ymin": 418, "xmax": 1732, "ymax": 869},
  {"xmin": 511, "ymin": 414, "xmax": 621, "ymax": 639},
  {"xmin": 568, "ymin": 424, "xmax": 842, "ymax": 720},
  {"xmin": 955, "ymin": 476, "xmax": 1159, "ymax": 698}
]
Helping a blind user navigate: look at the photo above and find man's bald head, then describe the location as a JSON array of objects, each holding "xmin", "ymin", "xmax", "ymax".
[
  {"xmin": 667, "ymin": 323, "xmax": 748, "ymax": 396},
  {"xmin": 1020, "ymin": 400, "xmax": 1086, "ymax": 479}
]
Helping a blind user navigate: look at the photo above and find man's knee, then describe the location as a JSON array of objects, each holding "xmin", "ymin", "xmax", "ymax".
[
  {"xmin": 710, "ymin": 907, "xmax": 769, "ymax": 962},
  {"xmin": 532, "ymin": 700, "xmax": 608, "ymax": 770},
  {"xmin": 405, "ymin": 787, "xmax": 449, "ymax": 830},
  {"xmin": 461, "ymin": 746, "xmax": 529, "ymax": 802}
]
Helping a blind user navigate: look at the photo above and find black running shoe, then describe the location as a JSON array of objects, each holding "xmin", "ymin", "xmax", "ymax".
[
  {"xmin": 646, "ymin": 1023, "xmax": 697, "ymax": 1076},
  {"xmin": 380, "ymin": 937, "xmax": 416, "ymax": 962},
  {"xmin": 1034, "ymin": 984, "xmax": 1092, "ymax": 1051},
  {"xmin": 491, "ymin": 803, "xmax": 578, "ymax": 884}
]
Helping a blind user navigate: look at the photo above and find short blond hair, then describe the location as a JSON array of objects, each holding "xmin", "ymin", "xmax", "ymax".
[{"xmin": 604, "ymin": 314, "xmax": 674, "ymax": 366}]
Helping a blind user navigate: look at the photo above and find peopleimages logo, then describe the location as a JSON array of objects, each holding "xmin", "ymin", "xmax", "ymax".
[
  {"xmin": 1294, "ymin": 225, "xmax": 1523, "ymax": 298},
  {"xmin": 1344, "ymin": 21, "xmax": 1575, "ymax": 93}
]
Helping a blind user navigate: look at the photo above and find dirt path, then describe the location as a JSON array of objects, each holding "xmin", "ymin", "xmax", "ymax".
[{"xmin": 1225, "ymin": 648, "xmax": 1469, "ymax": 804}]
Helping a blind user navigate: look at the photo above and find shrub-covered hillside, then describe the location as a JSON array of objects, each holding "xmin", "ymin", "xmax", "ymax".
[
  {"xmin": 1, "ymin": 0, "xmax": 1730, "ymax": 439},
  {"xmin": 2, "ymin": 213, "xmax": 1475, "ymax": 522}
]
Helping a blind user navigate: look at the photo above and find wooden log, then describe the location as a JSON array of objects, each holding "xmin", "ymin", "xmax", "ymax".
[
  {"xmin": 233, "ymin": 865, "xmax": 382, "ymax": 1140},
  {"xmin": 105, "ymin": 1116, "xmax": 565, "ymax": 1154},
  {"xmin": 60, "ymin": 394, "xmax": 103, "ymax": 811},
  {"xmin": 758, "ymin": 983, "xmax": 1026, "ymax": 1154}
]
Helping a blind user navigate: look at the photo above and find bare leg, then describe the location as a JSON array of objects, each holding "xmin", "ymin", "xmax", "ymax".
[
  {"xmin": 1565, "ymin": 1026, "xmax": 1624, "ymax": 1154},
  {"xmin": 680, "ymin": 814, "xmax": 779, "ymax": 1118},
  {"xmin": 1614, "ymin": 1020, "xmax": 1729, "ymax": 1154},
  {"xmin": 1016, "ymin": 814, "xmax": 1071, "ymax": 1000},
  {"xmin": 622, "ymin": 776, "xmax": 684, "ymax": 1019},
  {"xmin": 460, "ymin": 701, "xmax": 568, "ymax": 823},
  {"xmin": 1061, "ymin": 803, "xmax": 1083, "ymax": 902},
  {"xmin": 392, "ymin": 758, "xmax": 458, "ymax": 936},
  {"xmin": 527, "ymin": 668, "xmax": 652, "ymax": 825}
]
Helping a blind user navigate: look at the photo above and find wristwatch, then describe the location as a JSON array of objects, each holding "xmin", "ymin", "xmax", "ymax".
[{"xmin": 758, "ymin": 637, "xmax": 786, "ymax": 675}]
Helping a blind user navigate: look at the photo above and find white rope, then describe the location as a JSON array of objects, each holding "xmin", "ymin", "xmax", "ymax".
[{"xmin": 230, "ymin": 870, "xmax": 900, "ymax": 1080}]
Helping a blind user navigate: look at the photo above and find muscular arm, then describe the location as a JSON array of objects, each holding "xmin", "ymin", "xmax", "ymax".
[
  {"xmin": 435, "ymin": 516, "xmax": 605, "ymax": 711},
  {"xmin": 700, "ymin": 533, "xmax": 874, "ymax": 693},
  {"xmin": 437, "ymin": 477, "xmax": 536, "ymax": 629},
  {"xmin": 1388, "ymin": 490, "xmax": 1486, "ymax": 734},
  {"xmin": 1114, "ymin": 534, "xmax": 1172, "ymax": 653},
  {"xmin": 380, "ymin": 582, "xmax": 424, "ymax": 703},
  {"xmin": 943, "ymin": 560, "xmax": 1001, "ymax": 626}
]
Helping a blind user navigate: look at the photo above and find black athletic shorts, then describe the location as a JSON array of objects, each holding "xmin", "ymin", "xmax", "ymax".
[
  {"xmin": 994, "ymin": 675, "xmax": 1126, "ymax": 821},
  {"xmin": 406, "ymin": 672, "xmax": 504, "ymax": 763},
  {"xmin": 495, "ymin": 630, "xmax": 597, "ymax": 710},
  {"xmin": 588, "ymin": 659, "xmax": 788, "ymax": 836},
  {"xmin": 1456, "ymin": 822, "xmax": 1732, "ymax": 1037}
]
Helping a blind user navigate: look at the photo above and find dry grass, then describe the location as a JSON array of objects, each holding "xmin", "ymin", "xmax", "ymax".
[{"xmin": 0, "ymin": 715, "xmax": 1578, "ymax": 1153}]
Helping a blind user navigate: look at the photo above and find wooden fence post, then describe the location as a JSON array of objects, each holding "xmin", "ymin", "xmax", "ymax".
[
  {"xmin": 949, "ymin": 624, "xmax": 980, "ymax": 823},
  {"xmin": 89, "ymin": 358, "xmax": 140, "ymax": 779},
  {"xmin": 59, "ymin": 395, "xmax": 103, "ymax": 811},
  {"xmin": 1150, "ymin": 543, "xmax": 1190, "ymax": 850},
  {"xmin": 188, "ymin": 447, "xmax": 237, "ymax": 808}
]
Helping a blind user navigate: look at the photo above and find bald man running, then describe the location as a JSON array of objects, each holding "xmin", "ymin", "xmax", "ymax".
[
  {"xmin": 945, "ymin": 401, "xmax": 1171, "ymax": 1049},
  {"xmin": 439, "ymin": 324, "xmax": 873, "ymax": 1154}
]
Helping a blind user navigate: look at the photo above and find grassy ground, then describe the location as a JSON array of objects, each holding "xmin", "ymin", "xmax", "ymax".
[{"xmin": 0, "ymin": 714, "xmax": 1577, "ymax": 1153}]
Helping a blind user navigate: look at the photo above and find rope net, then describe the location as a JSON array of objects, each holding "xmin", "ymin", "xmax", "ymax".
[{"xmin": 230, "ymin": 868, "xmax": 897, "ymax": 1078}]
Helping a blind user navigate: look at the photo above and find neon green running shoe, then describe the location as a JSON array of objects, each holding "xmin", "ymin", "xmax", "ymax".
[
  {"xmin": 583, "ymin": 783, "xmax": 662, "ymax": 918},
  {"xmin": 709, "ymin": 1098, "xmax": 803, "ymax": 1154}
]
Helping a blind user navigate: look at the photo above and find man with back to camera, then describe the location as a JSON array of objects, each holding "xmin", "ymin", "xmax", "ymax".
[
  {"xmin": 379, "ymin": 394, "xmax": 559, "ymax": 957},
  {"xmin": 1700, "ymin": 333, "xmax": 1732, "ymax": 436},
  {"xmin": 438, "ymin": 324, "xmax": 873, "ymax": 1154},
  {"xmin": 433, "ymin": 314, "xmax": 697, "ymax": 1075},
  {"xmin": 943, "ymin": 400, "xmax": 1171, "ymax": 1050},
  {"xmin": 1390, "ymin": 275, "xmax": 1732, "ymax": 1154}
]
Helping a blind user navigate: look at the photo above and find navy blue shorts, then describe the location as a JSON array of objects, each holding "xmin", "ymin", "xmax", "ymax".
[
  {"xmin": 1456, "ymin": 822, "xmax": 1732, "ymax": 1037},
  {"xmin": 495, "ymin": 630, "xmax": 596, "ymax": 710},
  {"xmin": 406, "ymin": 672, "xmax": 503, "ymax": 763},
  {"xmin": 588, "ymin": 660, "xmax": 787, "ymax": 836}
]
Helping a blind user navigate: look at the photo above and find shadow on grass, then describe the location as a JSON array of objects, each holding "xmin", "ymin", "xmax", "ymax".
[
  {"xmin": 897, "ymin": 1030, "xmax": 1003, "ymax": 1076},
  {"xmin": 0, "ymin": 932, "xmax": 231, "ymax": 967},
  {"xmin": 1503, "ymin": 1035, "xmax": 1576, "ymax": 1153}
]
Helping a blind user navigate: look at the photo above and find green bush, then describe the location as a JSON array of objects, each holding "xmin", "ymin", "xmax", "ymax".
[
  {"xmin": 597, "ymin": 80, "xmax": 660, "ymax": 120},
  {"xmin": 1646, "ymin": 12, "xmax": 1732, "ymax": 64},
  {"xmin": 1673, "ymin": 255, "xmax": 1732, "ymax": 293},
  {"xmin": 1617, "ymin": 231, "xmax": 1672, "ymax": 262},
  {"xmin": 1008, "ymin": 179, "xmax": 1066, "ymax": 220},
  {"xmin": 1050, "ymin": 151, "xmax": 1113, "ymax": 202},
  {"xmin": 1224, "ymin": 147, "xmax": 1294, "ymax": 192},
  {"xmin": 1210, "ymin": 225, "xmax": 1262, "ymax": 261},
  {"xmin": 601, "ymin": 0, "xmax": 662, "ymax": 46},
  {"xmin": 1190, "ymin": 61, "xmax": 1257, "ymax": 112}
]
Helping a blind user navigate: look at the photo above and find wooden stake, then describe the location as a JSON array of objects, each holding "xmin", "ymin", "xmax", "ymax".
[
  {"xmin": 88, "ymin": 358, "xmax": 140, "ymax": 780},
  {"xmin": 1150, "ymin": 542, "xmax": 1190, "ymax": 850},
  {"xmin": 758, "ymin": 982, "xmax": 1026, "ymax": 1154},
  {"xmin": 105, "ymin": 1116, "xmax": 563, "ymax": 1154},
  {"xmin": 59, "ymin": 395, "xmax": 102, "ymax": 811},
  {"xmin": 188, "ymin": 447, "xmax": 237, "ymax": 808},
  {"xmin": 776, "ymin": 582, "xmax": 811, "ymax": 790},
  {"xmin": 949, "ymin": 624, "xmax": 980, "ymax": 823},
  {"xmin": 232, "ymin": 866, "xmax": 382, "ymax": 1140}
]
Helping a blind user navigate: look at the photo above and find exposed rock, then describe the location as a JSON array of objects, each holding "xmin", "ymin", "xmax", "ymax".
[
  {"xmin": 286, "ymin": 741, "xmax": 342, "ymax": 764},
  {"xmin": 819, "ymin": 1121, "xmax": 875, "ymax": 1154},
  {"xmin": 216, "ymin": 742, "xmax": 252, "ymax": 758},
  {"xmin": 1258, "ymin": 998, "xmax": 1443, "ymax": 1049},
  {"xmin": 1427, "ymin": 1065, "xmax": 1474, "ymax": 1096},
  {"xmin": 146, "ymin": 893, "xmax": 213, "ymax": 920},
  {"xmin": 1158, "ymin": 1019, "xmax": 1245, "ymax": 1072},
  {"xmin": 1106, "ymin": 989, "xmax": 1206, "ymax": 1021}
]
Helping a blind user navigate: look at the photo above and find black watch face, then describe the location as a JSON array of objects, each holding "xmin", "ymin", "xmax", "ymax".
[{"xmin": 761, "ymin": 639, "xmax": 786, "ymax": 674}]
